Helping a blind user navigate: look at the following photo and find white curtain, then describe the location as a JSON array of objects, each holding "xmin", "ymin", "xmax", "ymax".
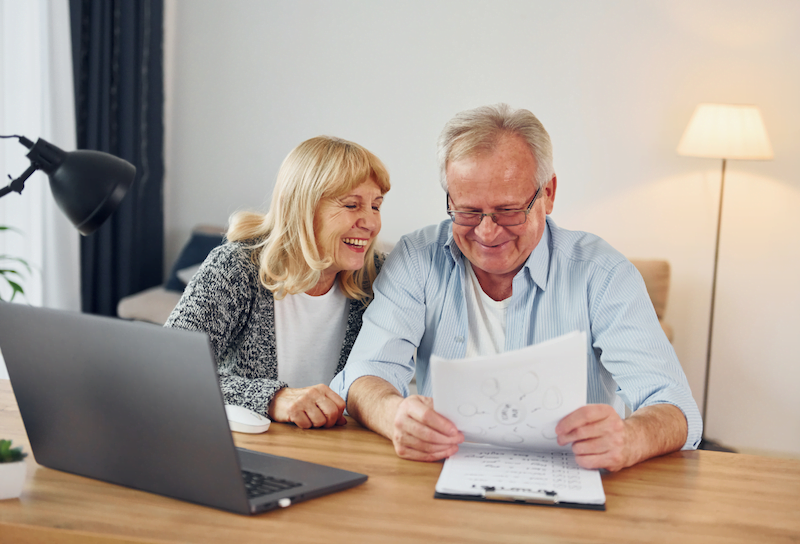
[{"xmin": 0, "ymin": 0, "xmax": 79, "ymax": 379}]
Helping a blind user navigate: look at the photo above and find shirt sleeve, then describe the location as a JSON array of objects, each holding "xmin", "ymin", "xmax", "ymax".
[
  {"xmin": 330, "ymin": 237, "xmax": 423, "ymax": 402},
  {"xmin": 589, "ymin": 260, "xmax": 703, "ymax": 450},
  {"xmin": 165, "ymin": 244, "xmax": 288, "ymax": 416}
]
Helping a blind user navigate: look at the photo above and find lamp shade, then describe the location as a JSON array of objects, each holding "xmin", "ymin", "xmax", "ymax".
[
  {"xmin": 677, "ymin": 103, "xmax": 773, "ymax": 160},
  {"xmin": 25, "ymin": 138, "xmax": 135, "ymax": 235}
]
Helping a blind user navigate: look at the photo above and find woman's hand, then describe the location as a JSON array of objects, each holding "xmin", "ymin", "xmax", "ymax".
[{"xmin": 268, "ymin": 384, "xmax": 347, "ymax": 428}]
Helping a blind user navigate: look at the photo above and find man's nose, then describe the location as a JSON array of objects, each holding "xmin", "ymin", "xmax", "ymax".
[{"xmin": 472, "ymin": 214, "xmax": 502, "ymax": 238}]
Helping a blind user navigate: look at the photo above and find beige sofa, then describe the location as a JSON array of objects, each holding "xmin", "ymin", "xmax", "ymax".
[
  {"xmin": 117, "ymin": 225, "xmax": 225, "ymax": 324},
  {"xmin": 117, "ymin": 285, "xmax": 184, "ymax": 324},
  {"xmin": 628, "ymin": 259, "xmax": 673, "ymax": 342}
]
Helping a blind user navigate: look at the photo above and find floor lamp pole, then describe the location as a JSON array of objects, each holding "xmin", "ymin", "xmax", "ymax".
[{"xmin": 702, "ymin": 158, "xmax": 727, "ymax": 424}]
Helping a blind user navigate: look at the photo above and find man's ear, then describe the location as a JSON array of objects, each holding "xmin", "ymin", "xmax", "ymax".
[{"xmin": 544, "ymin": 175, "xmax": 557, "ymax": 215}]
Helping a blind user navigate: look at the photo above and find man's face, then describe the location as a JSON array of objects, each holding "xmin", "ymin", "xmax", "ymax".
[{"xmin": 446, "ymin": 134, "xmax": 556, "ymax": 289}]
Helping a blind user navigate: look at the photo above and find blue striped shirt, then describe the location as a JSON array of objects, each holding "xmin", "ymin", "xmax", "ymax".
[{"xmin": 331, "ymin": 217, "xmax": 702, "ymax": 450}]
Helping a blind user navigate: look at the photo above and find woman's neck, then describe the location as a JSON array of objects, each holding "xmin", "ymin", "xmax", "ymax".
[{"xmin": 306, "ymin": 270, "xmax": 338, "ymax": 296}]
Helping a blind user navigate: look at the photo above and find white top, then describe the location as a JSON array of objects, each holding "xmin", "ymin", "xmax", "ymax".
[
  {"xmin": 274, "ymin": 282, "xmax": 349, "ymax": 388},
  {"xmin": 464, "ymin": 260, "xmax": 511, "ymax": 358}
]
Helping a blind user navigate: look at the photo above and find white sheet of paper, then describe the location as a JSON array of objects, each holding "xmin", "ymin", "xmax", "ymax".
[
  {"xmin": 431, "ymin": 330, "xmax": 587, "ymax": 452},
  {"xmin": 435, "ymin": 443, "xmax": 606, "ymax": 506}
]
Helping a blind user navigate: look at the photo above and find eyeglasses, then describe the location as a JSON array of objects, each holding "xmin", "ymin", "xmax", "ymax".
[{"xmin": 446, "ymin": 186, "xmax": 541, "ymax": 227}]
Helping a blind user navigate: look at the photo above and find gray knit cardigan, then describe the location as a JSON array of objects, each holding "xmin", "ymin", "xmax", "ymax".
[{"xmin": 165, "ymin": 241, "xmax": 381, "ymax": 417}]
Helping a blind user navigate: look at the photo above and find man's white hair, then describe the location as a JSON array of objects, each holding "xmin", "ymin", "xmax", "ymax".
[{"xmin": 437, "ymin": 103, "xmax": 554, "ymax": 192}]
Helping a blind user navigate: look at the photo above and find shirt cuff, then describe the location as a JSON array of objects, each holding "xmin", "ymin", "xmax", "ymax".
[
  {"xmin": 641, "ymin": 397, "xmax": 703, "ymax": 450},
  {"xmin": 331, "ymin": 360, "xmax": 413, "ymax": 404}
]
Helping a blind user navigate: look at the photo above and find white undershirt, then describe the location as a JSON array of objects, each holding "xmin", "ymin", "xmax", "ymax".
[
  {"xmin": 464, "ymin": 260, "xmax": 511, "ymax": 358},
  {"xmin": 274, "ymin": 282, "xmax": 349, "ymax": 388}
]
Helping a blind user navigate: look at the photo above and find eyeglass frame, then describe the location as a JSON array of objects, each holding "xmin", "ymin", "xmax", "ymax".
[{"xmin": 446, "ymin": 186, "xmax": 542, "ymax": 227}]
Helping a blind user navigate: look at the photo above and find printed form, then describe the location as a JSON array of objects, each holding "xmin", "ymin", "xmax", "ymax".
[{"xmin": 431, "ymin": 331, "xmax": 606, "ymax": 507}]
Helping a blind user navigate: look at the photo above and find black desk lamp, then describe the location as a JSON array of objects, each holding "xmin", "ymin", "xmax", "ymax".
[{"xmin": 1, "ymin": 135, "xmax": 135, "ymax": 235}]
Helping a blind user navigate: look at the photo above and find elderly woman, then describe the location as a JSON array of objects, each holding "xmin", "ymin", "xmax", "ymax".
[{"xmin": 165, "ymin": 136, "xmax": 390, "ymax": 429}]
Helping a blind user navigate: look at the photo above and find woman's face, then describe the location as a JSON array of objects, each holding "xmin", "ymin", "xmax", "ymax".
[{"xmin": 315, "ymin": 177, "xmax": 384, "ymax": 275}]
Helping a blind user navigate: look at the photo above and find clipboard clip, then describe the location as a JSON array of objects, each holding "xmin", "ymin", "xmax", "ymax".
[{"xmin": 481, "ymin": 486, "xmax": 559, "ymax": 505}]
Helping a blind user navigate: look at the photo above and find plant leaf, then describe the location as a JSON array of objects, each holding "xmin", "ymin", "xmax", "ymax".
[
  {"xmin": 0, "ymin": 255, "xmax": 32, "ymax": 271},
  {"xmin": 0, "ymin": 278, "xmax": 24, "ymax": 301}
]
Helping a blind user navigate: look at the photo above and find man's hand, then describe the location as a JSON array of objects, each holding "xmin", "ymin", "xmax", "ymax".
[
  {"xmin": 555, "ymin": 404, "xmax": 630, "ymax": 471},
  {"xmin": 390, "ymin": 395, "xmax": 464, "ymax": 462},
  {"xmin": 346, "ymin": 376, "xmax": 464, "ymax": 462},
  {"xmin": 268, "ymin": 384, "xmax": 347, "ymax": 429},
  {"xmin": 555, "ymin": 403, "xmax": 688, "ymax": 472}
]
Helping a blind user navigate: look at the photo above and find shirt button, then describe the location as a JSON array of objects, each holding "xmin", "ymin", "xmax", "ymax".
[{"xmin": 455, "ymin": 336, "xmax": 464, "ymax": 343}]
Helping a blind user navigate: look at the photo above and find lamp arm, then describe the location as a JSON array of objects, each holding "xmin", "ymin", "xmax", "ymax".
[
  {"xmin": 0, "ymin": 135, "xmax": 39, "ymax": 199},
  {"xmin": 1, "ymin": 163, "xmax": 41, "ymax": 199}
]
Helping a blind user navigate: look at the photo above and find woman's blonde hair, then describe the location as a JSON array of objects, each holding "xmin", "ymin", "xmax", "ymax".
[{"xmin": 227, "ymin": 136, "xmax": 390, "ymax": 302}]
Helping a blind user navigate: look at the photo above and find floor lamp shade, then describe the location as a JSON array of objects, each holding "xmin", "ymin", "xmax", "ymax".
[{"xmin": 677, "ymin": 103, "xmax": 773, "ymax": 160}]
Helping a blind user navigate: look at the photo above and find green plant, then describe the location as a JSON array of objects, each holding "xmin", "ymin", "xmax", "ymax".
[
  {"xmin": 0, "ymin": 225, "xmax": 31, "ymax": 301},
  {"xmin": 0, "ymin": 439, "xmax": 27, "ymax": 463}
]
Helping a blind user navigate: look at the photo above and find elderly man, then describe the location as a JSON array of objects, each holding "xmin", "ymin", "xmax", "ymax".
[{"xmin": 331, "ymin": 104, "xmax": 701, "ymax": 471}]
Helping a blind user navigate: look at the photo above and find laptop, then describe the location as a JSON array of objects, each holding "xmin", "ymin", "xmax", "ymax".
[{"xmin": 0, "ymin": 302, "xmax": 367, "ymax": 515}]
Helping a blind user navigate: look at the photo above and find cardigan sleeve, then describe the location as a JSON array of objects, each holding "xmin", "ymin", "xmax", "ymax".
[{"xmin": 165, "ymin": 243, "xmax": 288, "ymax": 416}]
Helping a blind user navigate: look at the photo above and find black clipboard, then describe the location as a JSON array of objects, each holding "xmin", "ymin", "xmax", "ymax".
[{"xmin": 434, "ymin": 490, "xmax": 606, "ymax": 511}]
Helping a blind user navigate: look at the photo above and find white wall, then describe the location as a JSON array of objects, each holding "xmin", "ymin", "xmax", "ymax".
[{"xmin": 164, "ymin": 0, "xmax": 800, "ymax": 457}]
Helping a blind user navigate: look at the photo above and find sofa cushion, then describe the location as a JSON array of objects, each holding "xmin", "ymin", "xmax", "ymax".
[
  {"xmin": 176, "ymin": 264, "xmax": 202, "ymax": 285},
  {"xmin": 117, "ymin": 286, "xmax": 183, "ymax": 324},
  {"xmin": 164, "ymin": 230, "xmax": 225, "ymax": 291},
  {"xmin": 629, "ymin": 259, "xmax": 672, "ymax": 343},
  {"xmin": 629, "ymin": 259, "xmax": 670, "ymax": 319}
]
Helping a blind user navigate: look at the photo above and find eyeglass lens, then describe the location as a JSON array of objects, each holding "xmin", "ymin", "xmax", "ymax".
[
  {"xmin": 447, "ymin": 186, "xmax": 540, "ymax": 227},
  {"xmin": 450, "ymin": 211, "xmax": 527, "ymax": 226}
]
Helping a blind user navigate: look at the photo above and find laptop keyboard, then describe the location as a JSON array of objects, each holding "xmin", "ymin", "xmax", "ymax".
[{"xmin": 241, "ymin": 470, "xmax": 302, "ymax": 499}]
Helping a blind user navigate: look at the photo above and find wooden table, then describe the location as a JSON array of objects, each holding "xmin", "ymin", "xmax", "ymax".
[{"xmin": 1, "ymin": 380, "xmax": 798, "ymax": 544}]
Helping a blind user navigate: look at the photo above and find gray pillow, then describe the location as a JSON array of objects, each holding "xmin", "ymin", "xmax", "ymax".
[{"xmin": 164, "ymin": 232, "xmax": 224, "ymax": 291}]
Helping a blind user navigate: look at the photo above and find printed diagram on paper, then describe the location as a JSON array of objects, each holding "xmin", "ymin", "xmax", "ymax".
[{"xmin": 431, "ymin": 331, "xmax": 587, "ymax": 452}]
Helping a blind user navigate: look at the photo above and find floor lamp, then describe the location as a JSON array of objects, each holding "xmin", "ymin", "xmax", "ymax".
[{"xmin": 677, "ymin": 103, "xmax": 773, "ymax": 448}]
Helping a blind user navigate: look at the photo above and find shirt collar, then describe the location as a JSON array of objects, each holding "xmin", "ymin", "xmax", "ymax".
[
  {"xmin": 443, "ymin": 217, "xmax": 552, "ymax": 291},
  {"xmin": 522, "ymin": 217, "xmax": 551, "ymax": 292},
  {"xmin": 444, "ymin": 222, "xmax": 462, "ymax": 263}
]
